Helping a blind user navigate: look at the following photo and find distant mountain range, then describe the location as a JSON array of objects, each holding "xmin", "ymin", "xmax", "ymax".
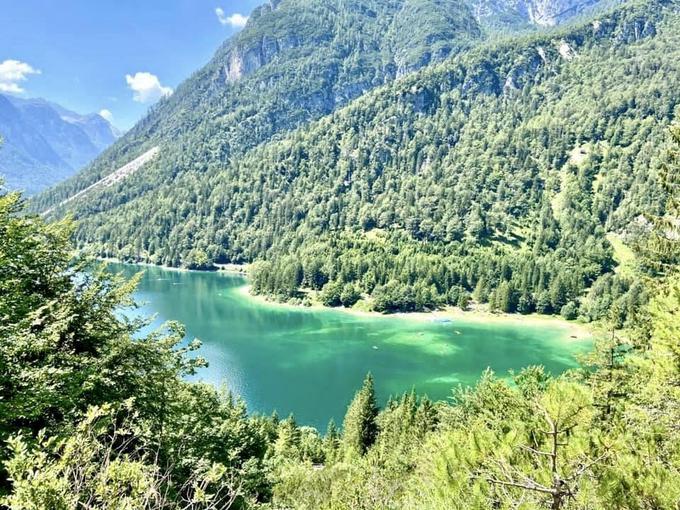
[{"xmin": 0, "ymin": 94, "xmax": 120, "ymax": 194}]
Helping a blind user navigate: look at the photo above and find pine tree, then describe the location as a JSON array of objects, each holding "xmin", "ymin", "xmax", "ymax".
[
  {"xmin": 549, "ymin": 276, "xmax": 568, "ymax": 311},
  {"xmin": 473, "ymin": 278, "xmax": 489, "ymax": 303},
  {"xmin": 274, "ymin": 414, "xmax": 301, "ymax": 458},
  {"xmin": 342, "ymin": 373, "xmax": 378, "ymax": 457},
  {"xmin": 496, "ymin": 281, "xmax": 517, "ymax": 313},
  {"xmin": 323, "ymin": 419, "xmax": 340, "ymax": 461},
  {"xmin": 638, "ymin": 122, "xmax": 680, "ymax": 274}
]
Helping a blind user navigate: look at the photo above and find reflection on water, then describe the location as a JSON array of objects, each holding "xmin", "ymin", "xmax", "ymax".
[{"xmin": 109, "ymin": 263, "xmax": 592, "ymax": 430}]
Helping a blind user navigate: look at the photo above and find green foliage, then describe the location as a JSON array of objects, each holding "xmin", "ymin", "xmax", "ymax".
[
  {"xmin": 637, "ymin": 121, "xmax": 680, "ymax": 274},
  {"xmin": 37, "ymin": 0, "xmax": 679, "ymax": 319},
  {"xmin": 0, "ymin": 189, "xmax": 270, "ymax": 507},
  {"xmin": 4, "ymin": 404, "xmax": 163, "ymax": 510},
  {"xmin": 493, "ymin": 280, "xmax": 518, "ymax": 312},
  {"xmin": 339, "ymin": 283, "xmax": 360, "ymax": 307},
  {"xmin": 319, "ymin": 281, "xmax": 342, "ymax": 307},
  {"xmin": 3, "ymin": 2, "xmax": 680, "ymax": 508},
  {"xmin": 3, "ymin": 402, "xmax": 262, "ymax": 510},
  {"xmin": 560, "ymin": 300, "xmax": 578, "ymax": 320},
  {"xmin": 341, "ymin": 373, "xmax": 378, "ymax": 457},
  {"xmin": 2, "ymin": 169, "xmax": 680, "ymax": 507}
]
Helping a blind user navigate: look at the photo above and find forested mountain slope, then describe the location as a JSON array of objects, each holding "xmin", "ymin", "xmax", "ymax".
[
  {"xmin": 35, "ymin": 0, "xmax": 679, "ymax": 319},
  {"xmin": 33, "ymin": 0, "xmax": 486, "ymax": 211},
  {"xmin": 33, "ymin": 0, "xmax": 614, "ymax": 213},
  {"xmin": 3, "ymin": 150, "xmax": 680, "ymax": 507}
]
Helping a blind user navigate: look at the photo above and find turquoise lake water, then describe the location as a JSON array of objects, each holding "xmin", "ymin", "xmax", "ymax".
[{"xmin": 108, "ymin": 262, "xmax": 591, "ymax": 429}]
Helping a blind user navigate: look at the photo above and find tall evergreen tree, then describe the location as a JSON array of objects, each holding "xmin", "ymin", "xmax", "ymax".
[{"xmin": 342, "ymin": 373, "xmax": 379, "ymax": 457}]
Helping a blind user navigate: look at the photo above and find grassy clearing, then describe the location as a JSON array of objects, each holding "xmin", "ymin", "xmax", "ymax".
[{"xmin": 606, "ymin": 232, "xmax": 636, "ymax": 276}]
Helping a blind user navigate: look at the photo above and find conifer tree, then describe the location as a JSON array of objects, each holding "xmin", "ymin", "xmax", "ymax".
[
  {"xmin": 274, "ymin": 414, "xmax": 301, "ymax": 458},
  {"xmin": 638, "ymin": 122, "xmax": 680, "ymax": 274},
  {"xmin": 342, "ymin": 373, "xmax": 378, "ymax": 457}
]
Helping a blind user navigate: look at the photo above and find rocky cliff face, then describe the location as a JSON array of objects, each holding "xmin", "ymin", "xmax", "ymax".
[
  {"xmin": 223, "ymin": 34, "xmax": 302, "ymax": 82},
  {"xmin": 527, "ymin": 0, "xmax": 604, "ymax": 25},
  {"xmin": 220, "ymin": 0, "xmax": 483, "ymax": 85},
  {"xmin": 469, "ymin": 0, "xmax": 610, "ymax": 29},
  {"xmin": 416, "ymin": 0, "xmax": 666, "ymax": 105}
]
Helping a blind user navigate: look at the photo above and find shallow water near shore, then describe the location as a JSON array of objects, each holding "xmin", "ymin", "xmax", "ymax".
[{"xmin": 108, "ymin": 262, "xmax": 592, "ymax": 429}]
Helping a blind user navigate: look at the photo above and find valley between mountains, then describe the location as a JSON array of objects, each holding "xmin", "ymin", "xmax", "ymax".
[{"xmin": 3, "ymin": 0, "xmax": 679, "ymax": 507}]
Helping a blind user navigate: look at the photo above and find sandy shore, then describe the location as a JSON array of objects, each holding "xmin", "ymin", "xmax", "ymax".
[
  {"xmin": 235, "ymin": 285, "xmax": 593, "ymax": 340},
  {"xmin": 100, "ymin": 257, "xmax": 251, "ymax": 275},
  {"xmin": 99, "ymin": 257, "xmax": 193, "ymax": 272},
  {"xmin": 215, "ymin": 263, "xmax": 250, "ymax": 274}
]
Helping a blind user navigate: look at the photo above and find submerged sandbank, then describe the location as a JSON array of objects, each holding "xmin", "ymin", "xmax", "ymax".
[{"xmin": 234, "ymin": 284, "xmax": 593, "ymax": 341}]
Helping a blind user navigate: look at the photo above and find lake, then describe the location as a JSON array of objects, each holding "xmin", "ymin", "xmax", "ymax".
[{"xmin": 108, "ymin": 262, "xmax": 592, "ymax": 430}]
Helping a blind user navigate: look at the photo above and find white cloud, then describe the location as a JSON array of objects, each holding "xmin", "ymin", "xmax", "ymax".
[
  {"xmin": 99, "ymin": 109, "xmax": 114, "ymax": 122},
  {"xmin": 125, "ymin": 72, "xmax": 172, "ymax": 103},
  {"xmin": 215, "ymin": 8, "xmax": 248, "ymax": 28},
  {"xmin": 0, "ymin": 59, "xmax": 41, "ymax": 94}
]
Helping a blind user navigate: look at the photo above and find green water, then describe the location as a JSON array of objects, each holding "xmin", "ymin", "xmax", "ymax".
[{"xmin": 109, "ymin": 263, "xmax": 591, "ymax": 429}]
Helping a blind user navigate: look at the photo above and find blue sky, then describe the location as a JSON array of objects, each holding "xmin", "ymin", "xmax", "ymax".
[{"xmin": 0, "ymin": 0, "xmax": 262, "ymax": 130}]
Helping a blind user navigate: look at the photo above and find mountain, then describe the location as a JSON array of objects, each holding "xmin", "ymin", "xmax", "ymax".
[
  {"xmin": 0, "ymin": 94, "xmax": 119, "ymax": 194},
  {"xmin": 34, "ymin": 0, "xmax": 678, "ymax": 319},
  {"xmin": 4, "ymin": 2, "xmax": 680, "ymax": 508},
  {"xmin": 33, "ymin": 0, "xmax": 608, "ymax": 212},
  {"xmin": 32, "ymin": 0, "xmax": 490, "ymax": 211},
  {"xmin": 469, "ymin": 0, "xmax": 619, "ymax": 30}
]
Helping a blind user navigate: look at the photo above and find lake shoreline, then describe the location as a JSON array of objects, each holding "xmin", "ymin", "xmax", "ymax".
[
  {"xmin": 234, "ymin": 284, "xmax": 594, "ymax": 341},
  {"xmin": 99, "ymin": 257, "xmax": 251, "ymax": 274},
  {"xmin": 109, "ymin": 261, "xmax": 593, "ymax": 428},
  {"xmin": 102, "ymin": 258, "xmax": 594, "ymax": 341}
]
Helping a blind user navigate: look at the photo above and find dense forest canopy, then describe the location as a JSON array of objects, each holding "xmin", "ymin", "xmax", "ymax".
[
  {"xmin": 32, "ymin": 0, "xmax": 679, "ymax": 318},
  {"xmin": 1, "ymin": 119, "xmax": 679, "ymax": 506}
]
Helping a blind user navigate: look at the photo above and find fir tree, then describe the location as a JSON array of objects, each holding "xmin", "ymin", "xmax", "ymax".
[{"xmin": 342, "ymin": 373, "xmax": 379, "ymax": 457}]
